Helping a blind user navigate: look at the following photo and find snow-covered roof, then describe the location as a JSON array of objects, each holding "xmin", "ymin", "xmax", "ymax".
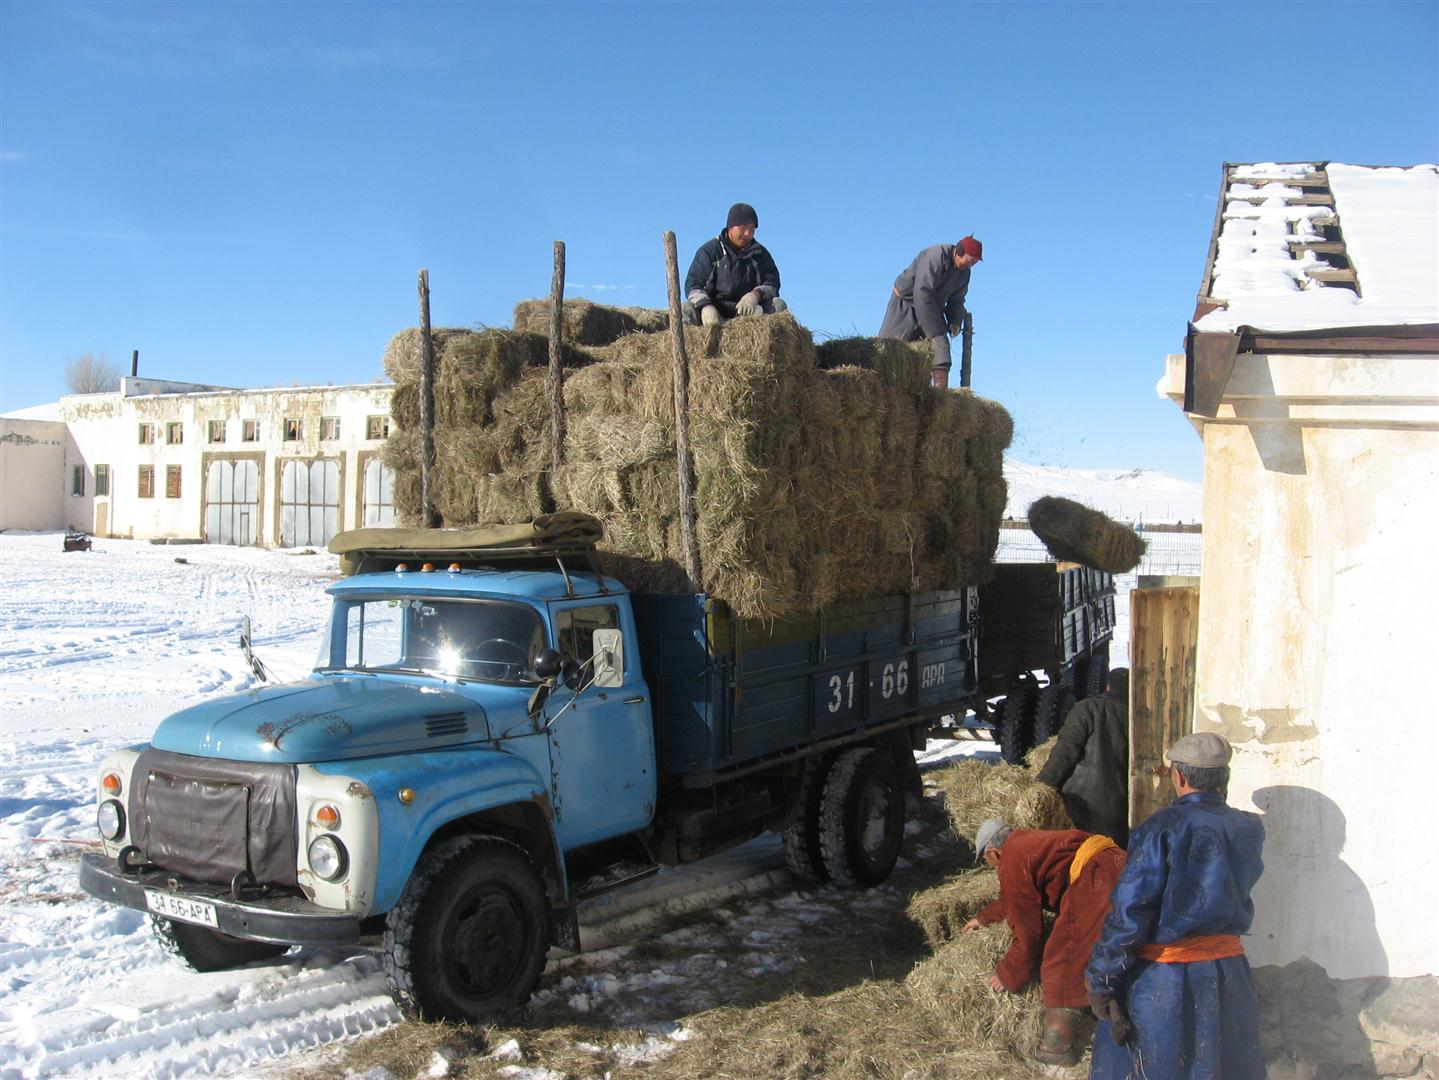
[
  {"xmin": 1194, "ymin": 162, "xmax": 1439, "ymax": 335},
  {"xmin": 1, "ymin": 401, "xmax": 62, "ymax": 421}
]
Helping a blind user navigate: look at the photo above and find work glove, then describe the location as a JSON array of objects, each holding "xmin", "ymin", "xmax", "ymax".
[
  {"xmin": 1088, "ymin": 990, "xmax": 1135, "ymax": 1045},
  {"xmin": 735, "ymin": 291, "xmax": 764, "ymax": 316},
  {"xmin": 928, "ymin": 334, "xmax": 952, "ymax": 370},
  {"xmin": 700, "ymin": 303, "xmax": 724, "ymax": 327}
]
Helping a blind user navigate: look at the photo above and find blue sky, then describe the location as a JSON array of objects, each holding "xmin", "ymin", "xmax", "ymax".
[{"xmin": 2, "ymin": 1, "xmax": 1435, "ymax": 480}]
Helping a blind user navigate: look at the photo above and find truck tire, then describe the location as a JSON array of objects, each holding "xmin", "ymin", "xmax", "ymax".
[
  {"xmin": 782, "ymin": 757, "xmax": 831, "ymax": 883},
  {"xmin": 1085, "ymin": 648, "xmax": 1110, "ymax": 698},
  {"xmin": 384, "ymin": 836, "xmax": 548, "ymax": 1023},
  {"xmin": 1033, "ymin": 681, "xmax": 1076, "ymax": 746},
  {"xmin": 817, "ymin": 747, "xmax": 905, "ymax": 887},
  {"xmin": 149, "ymin": 914, "xmax": 287, "ymax": 972},
  {"xmin": 997, "ymin": 679, "xmax": 1037, "ymax": 765}
]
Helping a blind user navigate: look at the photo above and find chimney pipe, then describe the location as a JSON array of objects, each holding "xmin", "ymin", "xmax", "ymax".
[{"xmin": 131, "ymin": 350, "xmax": 139, "ymax": 377}]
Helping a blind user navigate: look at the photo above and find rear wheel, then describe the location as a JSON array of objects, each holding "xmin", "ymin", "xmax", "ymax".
[
  {"xmin": 1085, "ymin": 648, "xmax": 1110, "ymax": 698},
  {"xmin": 150, "ymin": 915, "xmax": 287, "ymax": 972},
  {"xmin": 385, "ymin": 836, "xmax": 548, "ymax": 1023},
  {"xmin": 1033, "ymin": 680, "xmax": 1077, "ymax": 746},
  {"xmin": 997, "ymin": 678, "xmax": 1038, "ymax": 765},
  {"xmin": 782, "ymin": 756, "xmax": 832, "ymax": 882},
  {"xmin": 818, "ymin": 747, "xmax": 906, "ymax": 887}
]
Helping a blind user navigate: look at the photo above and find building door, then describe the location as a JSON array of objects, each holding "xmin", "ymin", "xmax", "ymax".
[
  {"xmin": 94, "ymin": 502, "xmax": 109, "ymax": 537},
  {"xmin": 363, "ymin": 459, "xmax": 396, "ymax": 527},
  {"xmin": 205, "ymin": 460, "xmax": 259, "ymax": 546},
  {"xmin": 279, "ymin": 459, "xmax": 339, "ymax": 547}
]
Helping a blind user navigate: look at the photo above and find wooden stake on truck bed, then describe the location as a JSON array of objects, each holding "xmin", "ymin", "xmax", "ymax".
[
  {"xmin": 417, "ymin": 269, "xmax": 438, "ymax": 528},
  {"xmin": 544, "ymin": 241, "xmax": 567, "ymax": 514},
  {"xmin": 662, "ymin": 230, "xmax": 702, "ymax": 591}
]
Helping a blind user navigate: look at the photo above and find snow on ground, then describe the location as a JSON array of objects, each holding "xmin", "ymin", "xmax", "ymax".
[{"xmin": 0, "ymin": 462, "xmax": 1194, "ymax": 1078}]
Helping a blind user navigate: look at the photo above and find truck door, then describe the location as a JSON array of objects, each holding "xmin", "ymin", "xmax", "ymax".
[{"xmin": 543, "ymin": 600, "xmax": 656, "ymax": 848}]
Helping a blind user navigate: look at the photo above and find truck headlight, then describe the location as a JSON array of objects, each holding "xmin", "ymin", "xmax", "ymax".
[
  {"xmin": 307, "ymin": 836, "xmax": 348, "ymax": 881},
  {"xmin": 97, "ymin": 799, "xmax": 125, "ymax": 841}
]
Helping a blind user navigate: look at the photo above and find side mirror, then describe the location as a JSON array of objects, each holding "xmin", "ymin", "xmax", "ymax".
[
  {"xmin": 561, "ymin": 658, "xmax": 584, "ymax": 691},
  {"xmin": 533, "ymin": 648, "xmax": 563, "ymax": 680},
  {"xmin": 592, "ymin": 629, "xmax": 623, "ymax": 688}
]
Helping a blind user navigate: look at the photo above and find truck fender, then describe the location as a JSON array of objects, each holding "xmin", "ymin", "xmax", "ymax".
[{"xmin": 313, "ymin": 748, "xmax": 567, "ymax": 914}]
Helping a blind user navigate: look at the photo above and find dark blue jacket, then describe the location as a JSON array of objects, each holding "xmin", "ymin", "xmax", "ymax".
[{"xmin": 684, "ymin": 233, "xmax": 781, "ymax": 306}]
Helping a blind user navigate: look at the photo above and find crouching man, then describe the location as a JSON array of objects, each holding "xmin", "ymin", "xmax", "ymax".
[
  {"xmin": 1086, "ymin": 732, "xmax": 1265, "ymax": 1079},
  {"xmin": 683, "ymin": 202, "xmax": 787, "ymax": 326},
  {"xmin": 963, "ymin": 818, "xmax": 1127, "ymax": 1065}
]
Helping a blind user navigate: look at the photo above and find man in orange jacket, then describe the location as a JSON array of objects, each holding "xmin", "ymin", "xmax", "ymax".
[{"xmin": 963, "ymin": 818, "xmax": 1127, "ymax": 1065}]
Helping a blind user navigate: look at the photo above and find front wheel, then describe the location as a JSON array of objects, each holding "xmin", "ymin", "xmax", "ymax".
[
  {"xmin": 384, "ymin": 836, "xmax": 548, "ymax": 1023},
  {"xmin": 150, "ymin": 915, "xmax": 287, "ymax": 972},
  {"xmin": 817, "ymin": 747, "xmax": 906, "ymax": 887}
]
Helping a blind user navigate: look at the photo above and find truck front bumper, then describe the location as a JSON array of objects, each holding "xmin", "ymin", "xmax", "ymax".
[{"xmin": 80, "ymin": 853, "xmax": 362, "ymax": 946}]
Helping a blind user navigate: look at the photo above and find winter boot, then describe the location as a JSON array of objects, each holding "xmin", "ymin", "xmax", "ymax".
[{"xmin": 1035, "ymin": 1007, "xmax": 1082, "ymax": 1066}]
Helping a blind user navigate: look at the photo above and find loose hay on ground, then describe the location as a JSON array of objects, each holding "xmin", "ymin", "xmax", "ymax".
[
  {"xmin": 1028, "ymin": 495, "xmax": 1147, "ymax": 574},
  {"xmin": 906, "ymin": 924, "xmax": 1046, "ymax": 1058}
]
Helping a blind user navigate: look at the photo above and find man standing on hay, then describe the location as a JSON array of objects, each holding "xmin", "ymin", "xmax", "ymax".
[
  {"xmin": 683, "ymin": 202, "xmax": 787, "ymax": 326},
  {"xmin": 1086, "ymin": 732, "xmax": 1265, "ymax": 1080},
  {"xmin": 1037, "ymin": 668, "xmax": 1132, "ymax": 846},
  {"xmin": 878, "ymin": 235, "xmax": 981, "ymax": 389},
  {"xmin": 963, "ymin": 817, "xmax": 1127, "ymax": 1066}
]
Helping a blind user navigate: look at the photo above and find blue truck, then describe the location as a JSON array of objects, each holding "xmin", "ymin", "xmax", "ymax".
[{"xmin": 79, "ymin": 522, "xmax": 979, "ymax": 1022}]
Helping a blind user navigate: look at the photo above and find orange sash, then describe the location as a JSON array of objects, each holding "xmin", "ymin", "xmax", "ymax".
[
  {"xmin": 1068, "ymin": 834, "xmax": 1119, "ymax": 884},
  {"xmin": 1138, "ymin": 933, "xmax": 1245, "ymax": 963}
]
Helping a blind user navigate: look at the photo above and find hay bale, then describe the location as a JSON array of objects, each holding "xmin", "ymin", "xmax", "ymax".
[
  {"xmin": 906, "ymin": 870, "xmax": 1002, "ymax": 948},
  {"xmin": 1025, "ymin": 736, "xmax": 1058, "ymax": 775},
  {"xmin": 906, "ymin": 925, "xmax": 1046, "ymax": 1056},
  {"xmin": 512, "ymin": 298, "xmax": 668, "ymax": 345},
  {"xmin": 1012, "ymin": 782, "xmax": 1073, "ymax": 831},
  {"xmin": 1028, "ymin": 495, "xmax": 1147, "ymax": 574},
  {"xmin": 931, "ymin": 756, "xmax": 1073, "ymax": 844}
]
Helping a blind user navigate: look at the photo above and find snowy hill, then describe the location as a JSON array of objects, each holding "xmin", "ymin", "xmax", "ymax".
[{"xmin": 1003, "ymin": 459, "xmax": 1203, "ymax": 525}]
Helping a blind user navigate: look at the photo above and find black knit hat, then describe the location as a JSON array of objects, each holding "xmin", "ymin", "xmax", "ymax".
[{"xmin": 726, "ymin": 202, "xmax": 759, "ymax": 229}]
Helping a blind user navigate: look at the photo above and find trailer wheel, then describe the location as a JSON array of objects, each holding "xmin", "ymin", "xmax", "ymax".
[
  {"xmin": 782, "ymin": 757, "xmax": 831, "ymax": 883},
  {"xmin": 997, "ymin": 679, "xmax": 1037, "ymax": 765},
  {"xmin": 817, "ymin": 747, "xmax": 906, "ymax": 887},
  {"xmin": 1033, "ymin": 681, "xmax": 1077, "ymax": 746},
  {"xmin": 384, "ymin": 836, "xmax": 548, "ymax": 1023},
  {"xmin": 150, "ymin": 915, "xmax": 287, "ymax": 972},
  {"xmin": 1085, "ymin": 648, "xmax": 1110, "ymax": 698}
]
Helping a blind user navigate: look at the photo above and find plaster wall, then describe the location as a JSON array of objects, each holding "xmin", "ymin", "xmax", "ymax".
[
  {"xmin": 0, "ymin": 419, "xmax": 66, "ymax": 530},
  {"xmin": 1176, "ymin": 353, "xmax": 1439, "ymax": 980},
  {"xmin": 61, "ymin": 384, "xmax": 395, "ymax": 544}
]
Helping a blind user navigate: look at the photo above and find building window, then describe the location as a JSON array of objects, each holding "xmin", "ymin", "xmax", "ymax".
[
  {"xmin": 366, "ymin": 415, "xmax": 390, "ymax": 440},
  {"xmin": 242, "ymin": 420, "xmax": 260, "ymax": 442},
  {"xmin": 166, "ymin": 422, "xmax": 184, "ymax": 445},
  {"xmin": 166, "ymin": 465, "xmax": 182, "ymax": 499},
  {"xmin": 95, "ymin": 464, "xmax": 110, "ymax": 496},
  {"xmin": 71, "ymin": 465, "xmax": 85, "ymax": 496},
  {"xmin": 284, "ymin": 418, "xmax": 303, "ymax": 441},
  {"xmin": 320, "ymin": 416, "xmax": 340, "ymax": 441},
  {"xmin": 138, "ymin": 465, "xmax": 155, "ymax": 499},
  {"xmin": 208, "ymin": 420, "xmax": 226, "ymax": 443},
  {"xmin": 138, "ymin": 423, "xmax": 155, "ymax": 445}
]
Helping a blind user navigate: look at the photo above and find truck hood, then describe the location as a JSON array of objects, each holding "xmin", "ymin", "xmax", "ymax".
[{"xmin": 150, "ymin": 678, "xmax": 492, "ymax": 763}]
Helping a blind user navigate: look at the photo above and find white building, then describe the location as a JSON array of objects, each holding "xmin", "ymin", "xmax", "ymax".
[
  {"xmin": 3, "ymin": 378, "xmax": 396, "ymax": 546},
  {"xmin": 1159, "ymin": 163, "xmax": 1438, "ymax": 1003}
]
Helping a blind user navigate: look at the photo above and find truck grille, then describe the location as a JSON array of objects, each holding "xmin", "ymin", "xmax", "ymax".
[{"xmin": 129, "ymin": 749, "xmax": 299, "ymax": 888}]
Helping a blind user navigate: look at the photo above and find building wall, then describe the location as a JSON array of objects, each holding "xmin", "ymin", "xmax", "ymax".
[
  {"xmin": 61, "ymin": 383, "xmax": 396, "ymax": 545},
  {"xmin": 1163, "ymin": 350, "xmax": 1439, "ymax": 980},
  {"xmin": 0, "ymin": 418, "xmax": 66, "ymax": 530}
]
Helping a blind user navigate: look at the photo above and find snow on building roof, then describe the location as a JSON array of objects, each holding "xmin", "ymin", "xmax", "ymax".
[
  {"xmin": 1193, "ymin": 162, "xmax": 1439, "ymax": 335},
  {"xmin": 1, "ymin": 401, "xmax": 62, "ymax": 421}
]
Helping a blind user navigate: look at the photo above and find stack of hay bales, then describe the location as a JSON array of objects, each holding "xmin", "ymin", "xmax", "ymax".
[{"xmin": 380, "ymin": 301, "xmax": 1012, "ymax": 621}]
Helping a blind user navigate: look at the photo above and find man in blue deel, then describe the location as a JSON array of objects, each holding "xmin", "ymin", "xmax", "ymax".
[{"xmin": 1085, "ymin": 731, "xmax": 1265, "ymax": 1079}]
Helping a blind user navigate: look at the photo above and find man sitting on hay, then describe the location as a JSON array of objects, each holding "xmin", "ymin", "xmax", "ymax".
[
  {"xmin": 683, "ymin": 201, "xmax": 788, "ymax": 326},
  {"xmin": 963, "ymin": 818, "xmax": 1127, "ymax": 1066}
]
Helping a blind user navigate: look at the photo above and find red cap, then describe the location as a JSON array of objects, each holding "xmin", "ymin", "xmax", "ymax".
[{"xmin": 960, "ymin": 235, "xmax": 983, "ymax": 261}]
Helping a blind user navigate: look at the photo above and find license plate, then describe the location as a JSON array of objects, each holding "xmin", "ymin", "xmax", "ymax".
[{"xmin": 145, "ymin": 890, "xmax": 220, "ymax": 928}]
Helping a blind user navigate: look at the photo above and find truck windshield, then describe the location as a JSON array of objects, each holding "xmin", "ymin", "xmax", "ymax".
[{"xmin": 321, "ymin": 597, "xmax": 546, "ymax": 684}]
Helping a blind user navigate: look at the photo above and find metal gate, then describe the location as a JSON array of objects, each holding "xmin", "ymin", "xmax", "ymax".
[
  {"xmin": 363, "ymin": 459, "xmax": 396, "ymax": 527},
  {"xmin": 279, "ymin": 459, "xmax": 339, "ymax": 548},
  {"xmin": 204, "ymin": 460, "xmax": 259, "ymax": 546}
]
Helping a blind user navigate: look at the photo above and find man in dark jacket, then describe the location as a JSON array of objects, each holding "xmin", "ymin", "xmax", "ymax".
[
  {"xmin": 878, "ymin": 236, "xmax": 981, "ymax": 387},
  {"xmin": 683, "ymin": 202, "xmax": 786, "ymax": 326},
  {"xmin": 1037, "ymin": 668, "xmax": 1131, "ymax": 846}
]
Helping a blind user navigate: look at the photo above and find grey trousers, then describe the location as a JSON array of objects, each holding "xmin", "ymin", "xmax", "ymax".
[{"xmin": 682, "ymin": 296, "xmax": 789, "ymax": 326}]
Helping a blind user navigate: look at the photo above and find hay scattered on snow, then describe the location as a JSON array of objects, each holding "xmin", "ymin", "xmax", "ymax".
[
  {"xmin": 1028, "ymin": 495, "xmax": 1147, "ymax": 574},
  {"xmin": 380, "ymin": 305, "xmax": 1012, "ymax": 621}
]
